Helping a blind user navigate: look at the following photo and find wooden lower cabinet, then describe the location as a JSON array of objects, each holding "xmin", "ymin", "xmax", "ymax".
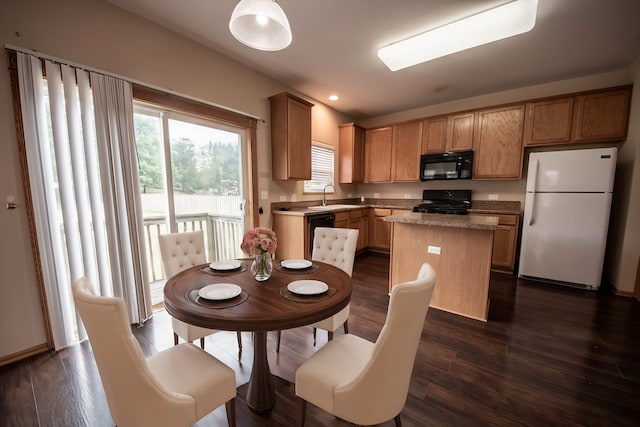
[
  {"xmin": 274, "ymin": 208, "xmax": 371, "ymax": 260},
  {"xmin": 369, "ymin": 209, "xmax": 392, "ymax": 252},
  {"xmin": 368, "ymin": 208, "xmax": 411, "ymax": 253},
  {"xmin": 469, "ymin": 213, "xmax": 519, "ymax": 273},
  {"xmin": 272, "ymin": 214, "xmax": 307, "ymax": 260}
]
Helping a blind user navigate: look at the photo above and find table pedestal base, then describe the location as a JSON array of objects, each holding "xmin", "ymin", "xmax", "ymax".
[{"xmin": 245, "ymin": 331, "xmax": 275, "ymax": 412}]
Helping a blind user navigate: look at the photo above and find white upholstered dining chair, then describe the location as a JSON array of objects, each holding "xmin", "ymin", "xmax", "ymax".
[
  {"xmin": 294, "ymin": 262, "xmax": 436, "ymax": 427},
  {"xmin": 72, "ymin": 277, "xmax": 237, "ymax": 427},
  {"xmin": 159, "ymin": 230, "xmax": 242, "ymax": 352},
  {"xmin": 276, "ymin": 227, "xmax": 359, "ymax": 352}
]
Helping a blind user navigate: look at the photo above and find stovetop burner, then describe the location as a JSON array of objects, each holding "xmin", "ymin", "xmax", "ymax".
[{"xmin": 413, "ymin": 189, "xmax": 472, "ymax": 215}]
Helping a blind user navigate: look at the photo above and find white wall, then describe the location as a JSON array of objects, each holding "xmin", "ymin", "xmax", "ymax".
[{"xmin": 606, "ymin": 57, "xmax": 640, "ymax": 293}]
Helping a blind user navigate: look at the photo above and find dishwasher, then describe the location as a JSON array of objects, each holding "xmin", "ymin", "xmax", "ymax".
[{"xmin": 307, "ymin": 213, "xmax": 335, "ymax": 257}]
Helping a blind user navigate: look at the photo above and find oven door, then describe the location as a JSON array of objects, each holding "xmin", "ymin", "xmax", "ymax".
[{"xmin": 421, "ymin": 158, "xmax": 460, "ymax": 180}]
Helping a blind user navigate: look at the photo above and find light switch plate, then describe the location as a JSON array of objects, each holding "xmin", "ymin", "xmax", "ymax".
[
  {"xmin": 261, "ymin": 191, "xmax": 269, "ymax": 200},
  {"xmin": 427, "ymin": 245, "xmax": 441, "ymax": 255},
  {"xmin": 488, "ymin": 194, "xmax": 499, "ymax": 200}
]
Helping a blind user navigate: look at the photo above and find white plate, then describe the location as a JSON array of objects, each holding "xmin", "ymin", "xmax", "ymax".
[
  {"xmin": 198, "ymin": 284, "xmax": 242, "ymax": 300},
  {"xmin": 209, "ymin": 260, "xmax": 242, "ymax": 271},
  {"xmin": 287, "ymin": 280, "xmax": 328, "ymax": 295},
  {"xmin": 280, "ymin": 259, "xmax": 312, "ymax": 269}
]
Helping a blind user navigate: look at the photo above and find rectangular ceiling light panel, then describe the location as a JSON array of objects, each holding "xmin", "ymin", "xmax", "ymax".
[{"xmin": 378, "ymin": 0, "xmax": 538, "ymax": 71}]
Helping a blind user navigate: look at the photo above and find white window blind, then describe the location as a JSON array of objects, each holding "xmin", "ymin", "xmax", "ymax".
[{"xmin": 304, "ymin": 143, "xmax": 334, "ymax": 193}]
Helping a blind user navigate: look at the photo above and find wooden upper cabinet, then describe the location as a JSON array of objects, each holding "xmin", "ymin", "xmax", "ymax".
[
  {"xmin": 364, "ymin": 127, "xmax": 393, "ymax": 182},
  {"xmin": 269, "ymin": 92, "xmax": 313, "ymax": 180},
  {"xmin": 572, "ymin": 87, "xmax": 631, "ymax": 142},
  {"xmin": 392, "ymin": 121, "xmax": 423, "ymax": 181},
  {"xmin": 523, "ymin": 97, "xmax": 574, "ymax": 146},
  {"xmin": 422, "ymin": 113, "xmax": 473, "ymax": 154},
  {"xmin": 447, "ymin": 112, "xmax": 474, "ymax": 152},
  {"xmin": 338, "ymin": 123, "xmax": 364, "ymax": 184},
  {"xmin": 473, "ymin": 104, "xmax": 525, "ymax": 180},
  {"xmin": 422, "ymin": 116, "xmax": 447, "ymax": 153}
]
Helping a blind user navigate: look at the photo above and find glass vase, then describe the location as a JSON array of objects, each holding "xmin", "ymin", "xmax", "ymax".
[{"xmin": 251, "ymin": 253, "xmax": 273, "ymax": 281}]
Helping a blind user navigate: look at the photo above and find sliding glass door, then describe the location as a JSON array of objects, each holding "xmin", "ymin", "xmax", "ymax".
[{"xmin": 134, "ymin": 105, "xmax": 250, "ymax": 304}]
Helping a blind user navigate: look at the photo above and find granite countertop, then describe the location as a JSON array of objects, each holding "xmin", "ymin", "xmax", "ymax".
[
  {"xmin": 383, "ymin": 212, "xmax": 498, "ymax": 230},
  {"xmin": 271, "ymin": 199, "xmax": 520, "ymax": 217},
  {"xmin": 468, "ymin": 200, "xmax": 521, "ymax": 215}
]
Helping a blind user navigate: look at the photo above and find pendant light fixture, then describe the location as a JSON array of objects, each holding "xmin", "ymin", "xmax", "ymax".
[
  {"xmin": 229, "ymin": 0, "xmax": 292, "ymax": 51},
  {"xmin": 378, "ymin": 0, "xmax": 538, "ymax": 71}
]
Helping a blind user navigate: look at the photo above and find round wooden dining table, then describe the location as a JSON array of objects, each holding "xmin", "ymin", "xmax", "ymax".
[{"xmin": 163, "ymin": 259, "xmax": 352, "ymax": 413}]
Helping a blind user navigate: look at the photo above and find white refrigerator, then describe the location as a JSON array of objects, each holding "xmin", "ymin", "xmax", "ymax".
[{"xmin": 518, "ymin": 147, "xmax": 617, "ymax": 290}]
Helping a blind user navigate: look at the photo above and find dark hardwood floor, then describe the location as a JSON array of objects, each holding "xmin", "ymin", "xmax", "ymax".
[{"xmin": 2, "ymin": 252, "xmax": 639, "ymax": 426}]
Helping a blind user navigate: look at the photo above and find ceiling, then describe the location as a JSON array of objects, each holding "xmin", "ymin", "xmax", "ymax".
[{"xmin": 105, "ymin": 0, "xmax": 640, "ymax": 120}]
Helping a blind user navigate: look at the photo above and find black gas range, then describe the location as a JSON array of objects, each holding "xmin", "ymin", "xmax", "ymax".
[{"xmin": 412, "ymin": 189, "xmax": 471, "ymax": 215}]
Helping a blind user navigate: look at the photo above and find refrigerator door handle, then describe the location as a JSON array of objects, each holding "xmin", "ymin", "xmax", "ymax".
[
  {"xmin": 528, "ymin": 159, "xmax": 539, "ymax": 226},
  {"xmin": 529, "ymin": 193, "xmax": 536, "ymax": 226}
]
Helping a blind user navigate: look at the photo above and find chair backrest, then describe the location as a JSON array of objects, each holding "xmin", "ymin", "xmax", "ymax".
[
  {"xmin": 333, "ymin": 263, "xmax": 436, "ymax": 425},
  {"xmin": 159, "ymin": 230, "xmax": 207, "ymax": 278},
  {"xmin": 311, "ymin": 227, "xmax": 359, "ymax": 277},
  {"xmin": 72, "ymin": 278, "xmax": 195, "ymax": 427}
]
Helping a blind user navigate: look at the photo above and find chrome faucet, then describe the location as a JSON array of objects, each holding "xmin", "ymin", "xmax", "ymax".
[{"xmin": 322, "ymin": 184, "xmax": 335, "ymax": 206}]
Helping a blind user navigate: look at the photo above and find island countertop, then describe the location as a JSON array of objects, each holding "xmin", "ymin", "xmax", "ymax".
[{"xmin": 383, "ymin": 212, "xmax": 498, "ymax": 230}]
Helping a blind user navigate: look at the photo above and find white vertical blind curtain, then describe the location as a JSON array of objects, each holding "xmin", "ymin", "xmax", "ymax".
[
  {"xmin": 16, "ymin": 52, "xmax": 152, "ymax": 349},
  {"xmin": 91, "ymin": 72, "xmax": 152, "ymax": 322},
  {"xmin": 18, "ymin": 54, "xmax": 76, "ymax": 348}
]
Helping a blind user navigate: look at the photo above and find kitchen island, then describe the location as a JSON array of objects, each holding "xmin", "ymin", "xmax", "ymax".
[{"xmin": 384, "ymin": 212, "xmax": 498, "ymax": 322}]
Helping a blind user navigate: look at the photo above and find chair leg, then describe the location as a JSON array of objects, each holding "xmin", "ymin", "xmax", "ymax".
[
  {"xmin": 296, "ymin": 397, "xmax": 307, "ymax": 427},
  {"xmin": 312, "ymin": 327, "xmax": 317, "ymax": 346},
  {"xmin": 394, "ymin": 413, "xmax": 403, "ymax": 427},
  {"xmin": 276, "ymin": 330, "xmax": 282, "ymax": 352},
  {"xmin": 200, "ymin": 337, "xmax": 205, "ymax": 349},
  {"xmin": 173, "ymin": 333, "xmax": 179, "ymax": 346},
  {"xmin": 343, "ymin": 320, "xmax": 349, "ymax": 334},
  {"xmin": 236, "ymin": 331, "xmax": 242, "ymax": 351},
  {"xmin": 225, "ymin": 398, "xmax": 236, "ymax": 427},
  {"xmin": 327, "ymin": 331, "xmax": 333, "ymax": 342}
]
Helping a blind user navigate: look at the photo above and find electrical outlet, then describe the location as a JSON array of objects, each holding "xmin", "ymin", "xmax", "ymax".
[
  {"xmin": 404, "ymin": 194, "xmax": 412, "ymax": 199},
  {"xmin": 279, "ymin": 195, "xmax": 287, "ymax": 201},
  {"xmin": 427, "ymin": 245, "xmax": 441, "ymax": 255},
  {"xmin": 261, "ymin": 191, "xmax": 269, "ymax": 200},
  {"xmin": 488, "ymin": 194, "xmax": 499, "ymax": 200},
  {"xmin": 374, "ymin": 192, "xmax": 380, "ymax": 198}
]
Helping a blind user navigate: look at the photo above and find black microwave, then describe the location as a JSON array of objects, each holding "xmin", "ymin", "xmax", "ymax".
[{"xmin": 420, "ymin": 150, "xmax": 473, "ymax": 181}]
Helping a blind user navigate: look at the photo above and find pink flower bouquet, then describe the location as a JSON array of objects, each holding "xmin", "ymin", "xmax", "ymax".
[{"xmin": 240, "ymin": 227, "xmax": 278, "ymax": 256}]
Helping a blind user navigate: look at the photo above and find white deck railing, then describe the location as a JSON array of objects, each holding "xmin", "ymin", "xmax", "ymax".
[{"xmin": 143, "ymin": 213, "xmax": 244, "ymax": 282}]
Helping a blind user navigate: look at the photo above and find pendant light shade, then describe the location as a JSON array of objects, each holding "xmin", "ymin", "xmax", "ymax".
[{"xmin": 229, "ymin": 0, "xmax": 292, "ymax": 51}]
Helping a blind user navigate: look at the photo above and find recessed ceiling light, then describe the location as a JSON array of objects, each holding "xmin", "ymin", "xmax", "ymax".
[
  {"xmin": 378, "ymin": 0, "xmax": 538, "ymax": 71},
  {"xmin": 329, "ymin": 95, "xmax": 339, "ymax": 101}
]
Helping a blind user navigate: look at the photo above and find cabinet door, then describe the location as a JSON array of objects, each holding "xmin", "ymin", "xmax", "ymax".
[
  {"xmin": 269, "ymin": 92, "xmax": 313, "ymax": 180},
  {"xmin": 338, "ymin": 123, "xmax": 364, "ymax": 183},
  {"xmin": 360, "ymin": 214, "xmax": 369, "ymax": 250},
  {"xmin": 572, "ymin": 87, "xmax": 631, "ymax": 142},
  {"xmin": 473, "ymin": 105, "xmax": 525, "ymax": 179},
  {"xmin": 334, "ymin": 211, "xmax": 349, "ymax": 229},
  {"xmin": 368, "ymin": 209, "xmax": 392, "ymax": 251},
  {"xmin": 469, "ymin": 213, "xmax": 519, "ymax": 272},
  {"xmin": 523, "ymin": 97, "xmax": 573, "ymax": 146},
  {"xmin": 447, "ymin": 112, "xmax": 474, "ymax": 151},
  {"xmin": 392, "ymin": 121, "xmax": 422, "ymax": 182},
  {"xmin": 364, "ymin": 127, "xmax": 392, "ymax": 182},
  {"xmin": 492, "ymin": 224, "xmax": 518, "ymax": 271},
  {"xmin": 422, "ymin": 116, "xmax": 447, "ymax": 153}
]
